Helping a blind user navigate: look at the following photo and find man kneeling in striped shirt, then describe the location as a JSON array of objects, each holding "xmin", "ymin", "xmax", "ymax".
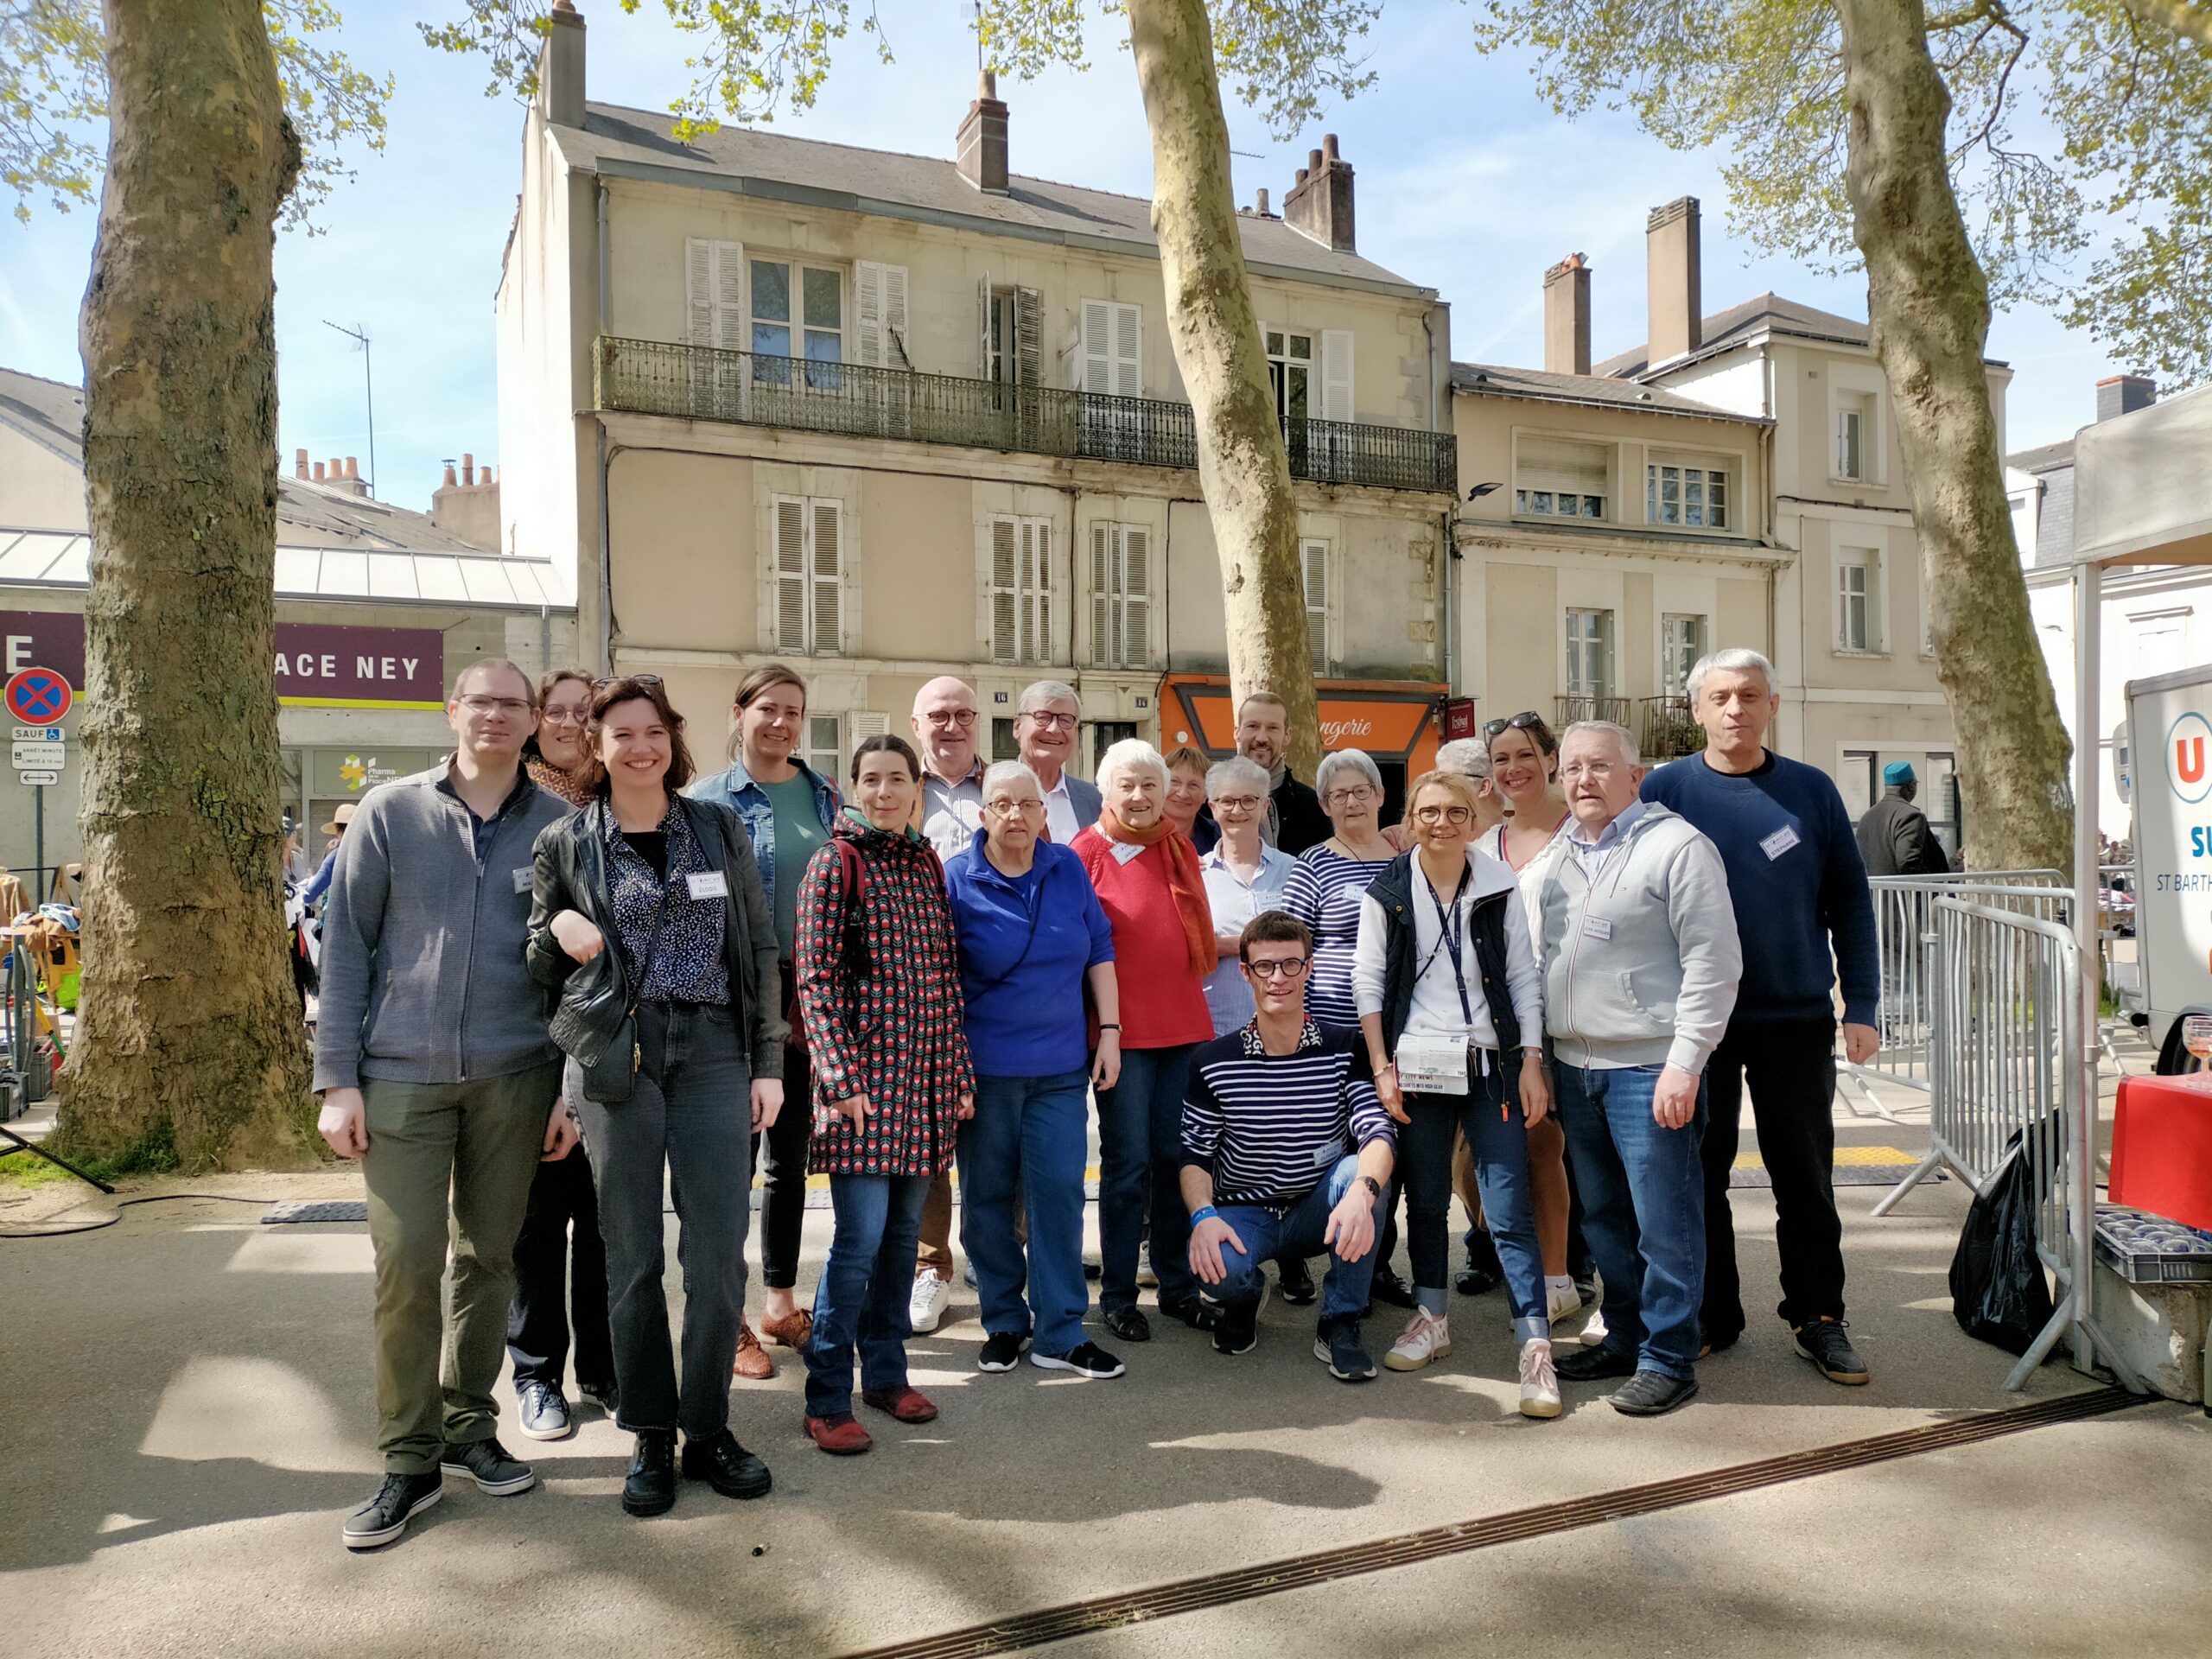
[{"xmin": 1182, "ymin": 911, "xmax": 1397, "ymax": 1380}]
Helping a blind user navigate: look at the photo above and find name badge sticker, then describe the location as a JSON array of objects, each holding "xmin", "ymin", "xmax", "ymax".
[
  {"xmin": 1581, "ymin": 915, "xmax": 1613, "ymax": 942},
  {"xmin": 1311, "ymin": 1139, "xmax": 1347, "ymax": 1168},
  {"xmin": 512, "ymin": 868, "xmax": 533, "ymax": 894},
  {"xmin": 1760, "ymin": 826, "xmax": 1802, "ymax": 861},
  {"xmin": 1109, "ymin": 841, "xmax": 1146, "ymax": 866},
  {"xmin": 687, "ymin": 870, "xmax": 730, "ymax": 901}
]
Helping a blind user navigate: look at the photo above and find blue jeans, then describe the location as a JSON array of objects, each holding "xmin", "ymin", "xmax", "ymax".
[
  {"xmin": 959, "ymin": 1071, "xmax": 1091, "ymax": 1354},
  {"xmin": 1096, "ymin": 1042, "xmax": 1199, "ymax": 1313},
  {"xmin": 1399, "ymin": 1058, "xmax": 1548, "ymax": 1343},
  {"xmin": 804, "ymin": 1173, "xmax": 929, "ymax": 1417},
  {"xmin": 1554, "ymin": 1062, "xmax": 1707, "ymax": 1380},
  {"xmin": 1205, "ymin": 1155, "xmax": 1384, "ymax": 1330}
]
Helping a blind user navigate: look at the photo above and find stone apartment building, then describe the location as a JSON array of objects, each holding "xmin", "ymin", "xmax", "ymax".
[{"xmin": 497, "ymin": 4, "xmax": 1458, "ymax": 806}]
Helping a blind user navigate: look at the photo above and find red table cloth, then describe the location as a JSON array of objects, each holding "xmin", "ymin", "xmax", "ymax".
[{"xmin": 2111, "ymin": 1072, "xmax": 2212, "ymax": 1232}]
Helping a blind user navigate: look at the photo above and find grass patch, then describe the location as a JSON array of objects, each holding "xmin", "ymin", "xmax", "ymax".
[{"xmin": 0, "ymin": 1117, "xmax": 180, "ymax": 1189}]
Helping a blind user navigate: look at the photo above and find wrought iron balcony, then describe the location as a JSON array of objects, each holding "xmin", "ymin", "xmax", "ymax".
[
  {"xmin": 1638, "ymin": 695, "xmax": 1703, "ymax": 762},
  {"xmin": 1554, "ymin": 695, "xmax": 1630, "ymax": 728},
  {"xmin": 594, "ymin": 335, "xmax": 1457, "ymax": 495}
]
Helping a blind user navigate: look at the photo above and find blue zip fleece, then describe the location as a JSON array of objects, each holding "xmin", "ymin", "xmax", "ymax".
[{"xmin": 943, "ymin": 830, "xmax": 1114, "ymax": 1077}]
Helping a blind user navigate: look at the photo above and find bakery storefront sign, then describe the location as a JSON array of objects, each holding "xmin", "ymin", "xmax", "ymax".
[{"xmin": 0, "ymin": 613, "xmax": 445, "ymax": 709}]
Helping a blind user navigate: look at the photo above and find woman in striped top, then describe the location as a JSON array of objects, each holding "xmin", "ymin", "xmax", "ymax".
[{"xmin": 1281, "ymin": 749, "xmax": 1398, "ymax": 1032}]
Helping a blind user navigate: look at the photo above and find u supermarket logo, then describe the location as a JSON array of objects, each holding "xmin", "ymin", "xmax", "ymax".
[{"xmin": 2168, "ymin": 712, "xmax": 2212, "ymax": 804}]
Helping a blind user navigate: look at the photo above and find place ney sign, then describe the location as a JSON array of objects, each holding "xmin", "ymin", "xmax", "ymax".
[{"xmin": 1, "ymin": 613, "xmax": 446, "ymax": 709}]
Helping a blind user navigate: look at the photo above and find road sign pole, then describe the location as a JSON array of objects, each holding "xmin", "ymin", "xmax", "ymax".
[{"xmin": 34, "ymin": 782, "xmax": 43, "ymax": 899}]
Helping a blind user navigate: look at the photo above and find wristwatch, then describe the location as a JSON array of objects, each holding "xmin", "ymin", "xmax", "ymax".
[{"xmin": 1357, "ymin": 1174, "xmax": 1383, "ymax": 1201}]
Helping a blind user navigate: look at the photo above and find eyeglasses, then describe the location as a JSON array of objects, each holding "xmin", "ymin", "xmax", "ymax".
[
  {"xmin": 1244, "ymin": 957, "xmax": 1309, "ymax": 979},
  {"xmin": 541, "ymin": 706, "xmax": 590, "ymax": 726},
  {"xmin": 984, "ymin": 798, "xmax": 1043, "ymax": 817},
  {"xmin": 1325, "ymin": 785, "xmax": 1377, "ymax": 807},
  {"xmin": 1413, "ymin": 804, "xmax": 1472, "ymax": 825},
  {"xmin": 923, "ymin": 709, "xmax": 979, "ymax": 728},
  {"xmin": 457, "ymin": 696, "xmax": 532, "ymax": 716},
  {"xmin": 1482, "ymin": 710, "xmax": 1546, "ymax": 742},
  {"xmin": 593, "ymin": 674, "xmax": 664, "ymax": 690},
  {"xmin": 1020, "ymin": 710, "xmax": 1078, "ymax": 732},
  {"xmin": 1211, "ymin": 795, "xmax": 1263, "ymax": 813}
]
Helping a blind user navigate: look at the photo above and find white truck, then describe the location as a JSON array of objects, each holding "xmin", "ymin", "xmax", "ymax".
[{"xmin": 2125, "ymin": 664, "xmax": 2212, "ymax": 1071}]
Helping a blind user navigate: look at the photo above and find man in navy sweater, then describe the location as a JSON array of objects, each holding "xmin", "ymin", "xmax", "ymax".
[{"xmin": 1641, "ymin": 648, "xmax": 1879, "ymax": 1386}]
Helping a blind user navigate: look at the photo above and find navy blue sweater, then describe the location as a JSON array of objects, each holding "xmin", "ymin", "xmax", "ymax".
[{"xmin": 1641, "ymin": 752, "xmax": 1878, "ymax": 1028}]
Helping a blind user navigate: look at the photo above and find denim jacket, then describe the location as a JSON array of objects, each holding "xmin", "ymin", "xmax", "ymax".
[{"xmin": 687, "ymin": 754, "xmax": 841, "ymax": 930}]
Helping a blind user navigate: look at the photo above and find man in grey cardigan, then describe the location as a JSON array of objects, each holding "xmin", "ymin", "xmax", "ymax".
[
  {"xmin": 1530, "ymin": 721, "xmax": 1741, "ymax": 1417},
  {"xmin": 315, "ymin": 659, "xmax": 579, "ymax": 1549}
]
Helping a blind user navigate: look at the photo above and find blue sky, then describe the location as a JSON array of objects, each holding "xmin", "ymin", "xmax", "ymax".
[{"xmin": 0, "ymin": 3, "xmax": 2131, "ymax": 515}]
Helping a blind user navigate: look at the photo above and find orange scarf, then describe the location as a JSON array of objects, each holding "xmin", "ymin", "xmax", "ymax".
[{"xmin": 1095, "ymin": 807, "xmax": 1215, "ymax": 977}]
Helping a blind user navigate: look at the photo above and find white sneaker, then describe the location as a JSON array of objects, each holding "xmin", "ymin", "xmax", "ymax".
[
  {"xmin": 1578, "ymin": 1305, "xmax": 1608, "ymax": 1347},
  {"xmin": 1519, "ymin": 1338, "xmax": 1562, "ymax": 1419},
  {"xmin": 1382, "ymin": 1309, "xmax": 1452, "ymax": 1372},
  {"xmin": 1546, "ymin": 1278, "xmax": 1583, "ymax": 1324},
  {"xmin": 908, "ymin": 1269, "xmax": 951, "ymax": 1334}
]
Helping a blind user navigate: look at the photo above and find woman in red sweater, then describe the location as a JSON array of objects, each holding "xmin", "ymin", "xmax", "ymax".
[{"xmin": 1072, "ymin": 738, "xmax": 1216, "ymax": 1344}]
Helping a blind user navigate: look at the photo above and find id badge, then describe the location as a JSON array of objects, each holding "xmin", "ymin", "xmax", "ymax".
[
  {"xmin": 1396, "ymin": 1031, "xmax": 1470, "ymax": 1096},
  {"xmin": 687, "ymin": 870, "xmax": 729, "ymax": 900}
]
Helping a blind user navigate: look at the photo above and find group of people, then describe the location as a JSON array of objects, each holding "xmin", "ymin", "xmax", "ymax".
[{"xmin": 313, "ymin": 642, "xmax": 1880, "ymax": 1553}]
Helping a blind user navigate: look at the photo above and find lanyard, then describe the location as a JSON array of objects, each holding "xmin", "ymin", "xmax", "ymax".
[{"xmin": 1416, "ymin": 863, "xmax": 1474, "ymax": 1024}]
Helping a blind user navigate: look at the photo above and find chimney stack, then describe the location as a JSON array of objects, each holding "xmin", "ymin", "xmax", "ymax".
[
  {"xmin": 443, "ymin": 462, "xmax": 459, "ymax": 487},
  {"xmin": 2095, "ymin": 374, "xmax": 2156, "ymax": 423},
  {"xmin": 542, "ymin": 0, "xmax": 586, "ymax": 129},
  {"xmin": 1544, "ymin": 254, "xmax": 1592, "ymax": 378},
  {"xmin": 1646, "ymin": 197, "xmax": 1703, "ymax": 367},
  {"xmin": 294, "ymin": 448, "xmax": 308, "ymax": 479},
  {"xmin": 461, "ymin": 452, "xmax": 476, "ymax": 486},
  {"xmin": 430, "ymin": 446, "xmax": 504, "ymax": 550},
  {"xmin": 956, "ymin": 69, "xmax": 1009, "ymax": 194},
  {"xmin": 1284, "ymin": 132, "xmax": 1356, "ymax": 254},
  {"xmin": 1255, "ymin": 187, "xmax": 1270, "ymax": 217},
  {"xmin": 312, "ymin": 461, "xmax": 326, "ymax": 482}
]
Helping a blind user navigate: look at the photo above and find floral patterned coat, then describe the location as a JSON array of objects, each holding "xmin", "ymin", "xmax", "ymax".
[{"xmin": 796, "ymin": 817, "xmax": 976, "ymax": 1177}]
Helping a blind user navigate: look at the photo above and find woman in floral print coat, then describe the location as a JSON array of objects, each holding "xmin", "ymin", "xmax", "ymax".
[{"xmin": 796, "ymin": 732, "xmax": 976, "ymax": 1454}]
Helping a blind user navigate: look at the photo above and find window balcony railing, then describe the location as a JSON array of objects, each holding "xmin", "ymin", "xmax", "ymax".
[
  {"xmin": 1638, "ymin": 695, "xmax": 1703, "ymax": 761},
  {"xmin": 594, "ymin": 335, "xmax": 1457, "ymax": 495},
  {"xmin": 1554, "ymin": 695, "xmax": 1630, "ymax": 728}
]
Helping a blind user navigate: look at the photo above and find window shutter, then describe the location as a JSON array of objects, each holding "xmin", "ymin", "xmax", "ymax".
[
  {"xmin": 810, "ymin": 500, "xmax": 842, "ymax": 656},
  {"xmin": 1114, "ymin": 302, "xmax": 1141, "ymax": 396},
  {"xmin": 991, "ymin": 517, "xmax": 1019, "ymax": 663},
  {"xmin": 1122, "ymin": 526, "xmax": 1149, "ymax": 669},
  {"xmin": 1015, "ymin": 288, "xmax": 1043, "ymax": 386},
  {"xmin": 1029, "ymin": 518, "xmax": 1051, "ymax": 664},
  {"xmin": 856, "ymin": 261, "xmax": 884, "ymax": 368},
  {"xmin": 977, "ymin": 276, "xmax": 994, "ymax": 378},
  {"xmin": 1090, "ymin": 524, "xmax": 1112, "ymax": 668},
  {"xmin": 1082, "ymin": 301, "xmax": 1112, "ymax": 393},
  {"xmin": 711, "ymin": 242, "xmax": 744, "ymax": 350},
  {"xmin": 686, "ymin": 239, "xmax": 715, "ymax": 347},
  {"xmin": 881, "ymin": 263, "xmax": 908, "ymax": 368},
  {"xmin": 775, "ymin": 498, "xmax": 807, "ymax": 652},
  {"xmin": 1301, "ymin": 539, "xmax": 1329, "ymax": 672},
  {"xmin": 1321, "ymin": 330, "xmax": 1354, "ymax": 423},
  {"xmin": 850, "ymin": 711, "xmax": 889, "ymax": 740}
]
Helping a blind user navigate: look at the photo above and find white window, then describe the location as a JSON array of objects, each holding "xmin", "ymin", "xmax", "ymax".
[
  {"xmin": 1662, "ymin": 613, "xmax": 1707, "ymax": 696},
  {"xmin": 1267, "ymin": 328, "xmax": 1313, "ymax": 422},
  {"xmin": 1080, "ymin": 300, "xmax": 1141, "ymax": 396},
  {"xmin": 1646, "ymin": 461, "xmax": 1730, "ymax": 529},
  {"xmin": 1566, "ymin": 608, "xmax": 1615, "ymax": 697},
  {"xmin": 804, "ymin": 714, "xmax": 843, "ymax": 778},
  {"xmin": 1838, "ymin": 549, "xmax": 1874, "ymax": 652},
  {"xmin": 1301, "ymin": 538, "xmax": 1331, "ymax": 672},
  {"xmin": 772, "ymin": 496, "xmax": 843, "ymax": 656},
  {"xmin": 854, "ymin": 260, "xmax": 908, "ymax": 371},
  {"xmin": 989, "ymin": 515, "xmax": 1052, "ymax": 665},
  {"xmin": 684, "ymin": 238, "xmax": 746, "ymax": 349},
  {"xmin": 1090, "ymin": 523, "xmax": 1151, "ymax": 671},
  {"xmin": 752, "ymin": 257, "xmax": 842, "ymax": 384},
  {"xmin": 1836, "ymin": 392, "xmax": 1872, "ymax": 481},
  {"xmin": 1516, "ymin": 435, "xmax": 1609, "ymax": 520}
]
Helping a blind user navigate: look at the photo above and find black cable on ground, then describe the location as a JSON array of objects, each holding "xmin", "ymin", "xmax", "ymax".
[{"xmin": 0, "ymin": 1192, "xmax": 278, "ymax": 1239}]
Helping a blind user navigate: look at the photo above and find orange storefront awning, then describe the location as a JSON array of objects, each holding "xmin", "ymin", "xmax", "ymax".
[{"xmin": 1157, "ymin": 674, "xmax": 1446, "ymax": 773}]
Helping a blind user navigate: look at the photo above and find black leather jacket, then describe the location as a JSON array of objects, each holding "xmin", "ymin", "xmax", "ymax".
[{"xmin": 525, "ymin": 794, "xmax": 786, "ymax": 1080}]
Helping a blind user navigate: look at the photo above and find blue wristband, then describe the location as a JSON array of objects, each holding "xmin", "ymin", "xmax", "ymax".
[{"xmin": 1191, "ymin": 1205, "xmax": 1219, "ymax": 1225}]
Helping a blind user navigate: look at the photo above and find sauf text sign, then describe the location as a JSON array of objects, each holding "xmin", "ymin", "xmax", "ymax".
[{"xmin": 0, "ymin": 613, "xmax": 447, "ymax": 709}]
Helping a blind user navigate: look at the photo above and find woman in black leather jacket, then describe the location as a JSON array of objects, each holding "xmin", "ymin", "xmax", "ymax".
[{"xmin": 525, "ymin": 674, "xmax": 786, "ymax": 1519}]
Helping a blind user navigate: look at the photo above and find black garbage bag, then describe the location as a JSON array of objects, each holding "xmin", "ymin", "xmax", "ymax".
[{"xmin": 1949, "ymin": 1134, "xmax": 2058, "ymax": 1356}]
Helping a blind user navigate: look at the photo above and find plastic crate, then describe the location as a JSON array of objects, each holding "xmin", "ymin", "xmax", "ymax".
[{"xmin": 2094, "ymin": 1203, "xmax": 2212, "ymax": 1284}]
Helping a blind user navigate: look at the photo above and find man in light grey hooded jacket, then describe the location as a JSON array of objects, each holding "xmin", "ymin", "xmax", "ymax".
[{"xmin": 1529, "ymin": 721, "xmax": 1740, "ymax": 1418}]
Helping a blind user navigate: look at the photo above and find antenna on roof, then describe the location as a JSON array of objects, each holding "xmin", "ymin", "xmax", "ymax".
[
  {"xmin": 322, "ymin": 320, "xmax": 376, "ymax": 499},
  {"xmin": 968, "ymin": 2, "xmax": 983, "ymax": 74}
]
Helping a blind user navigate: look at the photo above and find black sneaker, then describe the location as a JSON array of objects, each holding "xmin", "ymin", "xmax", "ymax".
[
  {"xmin": 1158, "ymin": 1295, "xmax": 1220, "ymax": 1332},
  {"xmin": 439, "ymin": 1436, "xmax": 535, "ymax": 1495},
  {"xmin": 1277, "ymin": 1256, "xmax": 1318, "ymax": 1306},
  {"xmin": 1609, "ymin": 1370, "xmax": 1700, "ymax": 1416},
  {"xmin": 1031, "ymin": 1340, "xmax": 1125, "ymax": 1378},
  {"xmin": 577, "ymin": 1377, "xmax": 619, "ymax": 1415},
  {"xmin": 681, "ymin": 1430, "xmax": 772, "ymax": 1500},
  {"xmin": 1453, "ymin": 1263, "xmax": 1502, "ymax": 1296},
  {"xmin": 1366, "ymin": 1268, "xmax": 1418, "ymax": 1312},
  {"xmin": 1554, "ymin": 1343, "xmax": 1639, "ymax": 1382},
  {"xmin": 1102, "ymin": 1305, "xmax": 1151, "ymax": 1343},
  {"xmin": 978, "ymin": 1331, "xmax": 1031, "ymax": 1372},
  {"xmin": 1209, "ymin": 1293, "xmax": 1262, "ymax": 1356},
  {"xmin": 341, "ymin": 1471, "xmax": 442, "ymax": 1550},
  {"xmin": 1313, "ymin": 1321, "xmax": 1376, "ymax": 1382},
  {"xmin": 1795, "ymin": 1319, "xmax": 1871, "ymax": 1385},
  {"xmin": 623, "ymin": 1429, "xmax": 677, "ymax": 1516}
]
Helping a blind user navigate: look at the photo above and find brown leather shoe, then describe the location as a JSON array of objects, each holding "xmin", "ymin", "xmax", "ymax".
[
  {"xmin": 760, "ymin": 1309, "xmax": 813, "ymax": 1351},
  {"xmin": 860, "ymin": 1385, "xmax": 938, "ymax": 1424},
  {"xmin": 804, "ymin": 1413, "xmax": 873, "ymax": 1455},
  {"xmin": 732, "ymin": 1321, "xmax": 774, "ymax": 1381}
]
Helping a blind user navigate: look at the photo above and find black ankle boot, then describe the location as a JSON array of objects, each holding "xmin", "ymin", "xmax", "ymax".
[{"xmin": 623, "ymin": 1429, "xmax": 677, "ymax": 1516}]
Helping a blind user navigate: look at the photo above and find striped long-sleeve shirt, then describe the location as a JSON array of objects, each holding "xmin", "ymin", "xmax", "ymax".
[{"xmin": 1180, "ymin": 1020, "xmax": 1394, "ymax": 1208}]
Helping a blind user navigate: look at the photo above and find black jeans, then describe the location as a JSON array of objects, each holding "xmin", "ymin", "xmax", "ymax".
[
  {"xmin": 573, "ymin": 1000, "xmax": 753, "ymax": 1440},
  {"xmin": 1701, "ymin": 1014, "xmax": 1845, "ymax": 1339},
  {"xmin": 750, "ymin": 961, "xmax": 813, "ymax": 1292},
  {"xmin": 505, "ymin": 1141, "xmax": 614, "ymax": 1391}
]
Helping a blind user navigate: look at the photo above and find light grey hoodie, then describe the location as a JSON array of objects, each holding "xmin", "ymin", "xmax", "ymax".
[{"xmin": 1529, "ymin": 802, "xmax": 1742, "ymax": 1075}]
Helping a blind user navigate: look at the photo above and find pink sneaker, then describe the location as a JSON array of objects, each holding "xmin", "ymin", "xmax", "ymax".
[{"xmin": 1383, "ymin": 1309, "xmax": 1452, "ymax": 1371}]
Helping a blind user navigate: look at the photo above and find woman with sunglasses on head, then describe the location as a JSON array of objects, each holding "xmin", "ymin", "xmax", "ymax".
[
  {"xmin": 527, "ymin": 675, "xmax": 786, "ymax": 1516},
  {"xmin": 505, "ymin": 671, "xmax": 617, "ymax": 1440},
  {"xmin": 1483, "ymin": 712, "xmax": 1592, "ymax": 1330},
  {"xmin": 689, "ymin": 664, "xmax": 842, "ymax": 1382},
  {"xmin": 1351, "ymin": 770, "xmax": 1559, "ymax": 1417},
  {"xmin": 796, "ymin": 734, "xmax": 975, "ymax": 1454}
]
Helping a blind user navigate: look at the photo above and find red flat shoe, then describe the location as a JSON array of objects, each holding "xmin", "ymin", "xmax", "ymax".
[
  {"xmin": 804, "ymin": 1413, "xmax": 873, "ymax": 1455},
  {"xmin": 860, "ymin": 1385, "xmax": 938, "ymax": 1424}
]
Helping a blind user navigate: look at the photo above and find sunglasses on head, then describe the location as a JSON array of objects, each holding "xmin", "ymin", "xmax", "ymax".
[
  {"xmin": 1482, "ymin": 710, "xmax": 1544, "ymax": 741},
  {"xmin": 593, "ymin": 673, "xmax": 664, "ymax": 691}
]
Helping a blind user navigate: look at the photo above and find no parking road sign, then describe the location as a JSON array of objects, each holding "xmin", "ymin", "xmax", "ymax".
[{"xmin": 4, "ymin": 667, "xmax": 72, "ymax": 727}]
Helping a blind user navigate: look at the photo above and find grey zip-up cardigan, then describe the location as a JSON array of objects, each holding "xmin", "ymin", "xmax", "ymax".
[{"xmin": 313, "ymin": 762, "xmax": 573, "ymax": 1093}]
